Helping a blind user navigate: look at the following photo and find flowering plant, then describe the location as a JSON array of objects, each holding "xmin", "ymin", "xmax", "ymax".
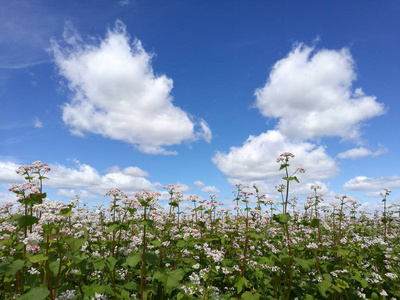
[{"xmin": 0, "ymin": 158, "xmax": 399, "ymax": 299}]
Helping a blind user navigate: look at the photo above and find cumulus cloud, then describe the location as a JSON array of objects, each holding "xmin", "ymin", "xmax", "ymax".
[
  {"xmin": 51, "ymin": 20, "xmax": 211, "ymax": 154},
  {"xmin": 337, "ymin": 146, "xmax": 387, "ymax": 159},
  {"xmin": 0, "ymin": 161, "xmax": 25, "ymax": 183},
  {"xmin": 343, "ymin": 175, "xmax": 400, "ymax": 191},
  {"xmin": 254, "ymin": 44, "xmax": 385, "ymax": 141},
  {"xmin": 56, "ymin": 189, "xmax": 98, "ymax": 200},
  {"xmin": 212, "ymin": 130, "xmax": 339, "ymax": 183},
  {"xmin": 0, "ymin": 160, "xmax": 161, "ymax": 198},
  {"xmin": 0, "ymin": 191, "xmax": 15, "ymax": 206}
]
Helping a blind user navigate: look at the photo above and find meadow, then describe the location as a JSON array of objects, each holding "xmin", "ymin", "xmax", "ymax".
[{"xmin": 1, "ymin": 156, "xmax": 399, "ymax": 299}]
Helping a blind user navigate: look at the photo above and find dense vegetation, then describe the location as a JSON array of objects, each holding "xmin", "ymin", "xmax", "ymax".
[{"xmin": 1, "ymin": 157, "xmax": 399, "ymax": 299}]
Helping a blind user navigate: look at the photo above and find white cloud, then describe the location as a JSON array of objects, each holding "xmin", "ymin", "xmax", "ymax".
[
  {"xmin": 212, "ymin": 130, "xmax": 339, "ymax": 183},
  {"xmin": 365, "ymin": 190, "xmax": 386, "ymax": 198},
  {"xmin": 0, "ymin": 160, "xmax": 160, "ymax": 197},
  {"xmin": 56, "ymin": 189, "xmax": 98, "ymax": 200},
  {"xmin": 193, "ymin": 180, "xmax": 220, "ymax": 194},
  {"xmin": 343, "ymin": 175, "xmax": 400, "ymax": 191},
  {"xmin": 337, "ymin": 146, "xmax": 388, "ymax": 159},
  {"xmin": 194, "ymin": 180, "xmax": 204, "ymax": 187},
  {"xmin": 51, "ymin": 20, "xmax": 211, "ymax": 155},
  {"xmin": 201, "ymin": 185, "xmax": 220, "ymax": 194},
  {"xmin": 254, "ymin": 44, "xmax": 385, "ymax": 141},
  {"xmin": 0, "ymin": 191, "xmax": 15, "ymax": 206},
  {"xmin": 33, "ymin": 117, "xmax": 43, "ymax": 128},
  {"xmin": 0, "ymin": 161, "xmax": 24, "ymax": 183},
  {"xmin": 122, "ymin": 166, "xmax": 149, "ymax": 177},
  {"xmin": 198, "ymin": 120, "xmax": 212, "ymax": 143}
]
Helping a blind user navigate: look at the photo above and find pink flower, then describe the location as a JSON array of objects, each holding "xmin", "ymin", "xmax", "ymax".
[
  {"xmin": 27, "ymin": 245, "xmax": 41, "ymax": 253},
  {"xmin": 280, "ymin": 152, "xmax": 295, "ymax": 158},
  {"xmin": 296, "ymin": 167, "xmax": 306, "ymax": 173}
]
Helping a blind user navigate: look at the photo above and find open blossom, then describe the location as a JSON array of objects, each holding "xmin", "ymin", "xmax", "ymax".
[
  {"xmin": 310, "ymin": 184, "xmax": 322, "ymax": 191},
  {"xmin": 380, "ymin": 188, "xmax": 392, "ymax": 197},
  {"xmin": 277, "ymin": 152, "xmax": 295, "ymax": 163},
  {"xmin": 296, "ymin": 167, "xmax": 306, "ymax": 173},
  {"xmin": 23, "ymin": 232, "xmax": 43, "ymax": 246},
  {"xmin": 281, "ymin": 152, "xmax": 295, "ymax": 158},
  {"xmin": 163, "ymin": 184, "xmax": 180, "ymax": 192},
  {"xmin": 104, "ymin": 188, "xmax": 126, "ymax": 199},
  {"xmin": 28, "ymin": 267, "xmax": 40, "ymax": 275},
  {"xmin": 58, "ymin": 290, "xmax": 76, "ymax": 300},
  {"xmin": 16, "ymin": 161, "xmax": 51, "ymax": 176},
  {"xmin": 9, "ymin": 181, "xmax": 40, "ymax": 195},
  {"xmin": 26, "ymin": 245, "xmax": 41, "ymax": 253}
]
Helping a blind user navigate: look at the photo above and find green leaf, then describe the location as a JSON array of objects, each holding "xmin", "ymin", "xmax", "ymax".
[
  {"xmin": 127, "ymin": 253, "xmax": 142, "ymax": 267},
  {"xmin": 59, "ymin": 207, "xmax": 74, "ymax": 216},
  {"xmin": 138, "ymin": 220, "xmax": 154, "ymax": 228},
  {"xmin": 16, "ymin": 286, "xmax": 49, "ymax": 300},
  {"xmin": 371, "ymin": 292, "xmax": 380, "ymax": 300},
  {"xmin": 154, "ymin": 269, "xmax": 185, "ymax": 293},
  {"xmin": 2, "ymin": 259, "xmax": 24, "ymax": 276},
  {"xmin": 317, "ymin": 280, "xmax": 331, "ymax": 297},
  {"xmin": 106, "ymin": 256, "xmax": 117, "ymax": 268},
  {"xmin": 106, "ymin": 224, "xmax": 120, "ymax": 233},
  {"xmin": 145, "ymin": 252, "xmax": 158, "ymax": 266},
  {"xmin": 123, "ymin": 281, "xmax": 138, "ymax": 290},
  {"xmin": 49, "ymin": 260, "xmax": 61, "ymax": 275},
  {"xmin": 279, "ymin": 163, "xmax": 289, "ymax": 170},
  {"xmin": 30, "ymin": 193, "xmax": 47, "ymax": 205},
  {"xmin": 82, "ymin": 284, "xmax": 114, "ymax": 297},
  {"xmin": 151, "ymin": 239, "xmax": 161, "ymax": 247},
  {"xmin": 337, "ymin": 248, "xmax": 350, "ymax": 257},
  {"xmin": 63, "ymin": 231, "xmax": 87, "ymax": 252},
  {"xmin": 352, "ymin": 273, "xmax": 368, "ymax": 288},
  {"xmin": 169, "ymin": 201, "xmax": 179, "ymax": 207},
  {"xmin": 310, "ymin": 218, "xmax": 320, "ymax": 228},
  {"xmin": 138, "ymin": 198, "xmax": 150, "ymax": 207},
  {"xmin": 17, "ymin": 215, "xmax": 39, "ymax": 228},
  {"xmin": 235, "ymin": 277, "xmax": 247, "ymax": 293},
  {"xmin": 93, "ymin": 259, "xmax": 106, "ymax": 270},
  {"xmin": 176, "ymin": 240, "xmax": 186, "ymax": 248},
  {"xmin": 28, "ymin": 254, "xmax": 48, "ymax": 263},
  {"xmin": 294, "ymin": 257, "xmax": 312, "ymax": 271},
  {"xmin": 273, "ymin": 213, "xmax": 292, "ymax": 224},
  {"xmin": 241, "ymin": 291, "xmax": 260, "ymax": 300},
  {"xmin": 336, "ymin": 278, "xmax": 349, "ymax": 289}
]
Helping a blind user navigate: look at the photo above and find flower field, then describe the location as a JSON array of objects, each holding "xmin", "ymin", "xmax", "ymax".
[{"xmin": 1, "ymin": 157, "xmax": 399, "ymax": 299}]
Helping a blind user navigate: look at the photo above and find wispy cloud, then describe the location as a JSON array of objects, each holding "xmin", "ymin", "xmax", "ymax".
[
  {"xmin": 0, "ymin": 60, "xmax": 50, "ymax": 70},
  {"xmin": 119, "ymin": 0, "xmax": 131, "ymax": 7},
  {"xmin": 51, "ymin": 21, "xmax": 211, "ymax": 155},
  {"xmin": 33, "ymin": 117, "xmax": 43, "ymax": 128}
]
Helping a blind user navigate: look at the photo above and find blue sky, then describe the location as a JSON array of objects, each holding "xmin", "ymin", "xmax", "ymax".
[{"xmin": 1, "ymin": 0, "xmax": 399, "ymax": 211}]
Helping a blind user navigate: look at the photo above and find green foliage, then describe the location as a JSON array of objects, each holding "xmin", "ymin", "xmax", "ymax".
[
  {"xmin": 16, "ymin": 286, "xmax": 49, "ymax": 300},
  {"xmin": 273, "ymin": 213, "xmax": 292, "ymax": 224},
  {"xmin": 2, "ymin": 160, "xmax": 399, "ymax": 300}
]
